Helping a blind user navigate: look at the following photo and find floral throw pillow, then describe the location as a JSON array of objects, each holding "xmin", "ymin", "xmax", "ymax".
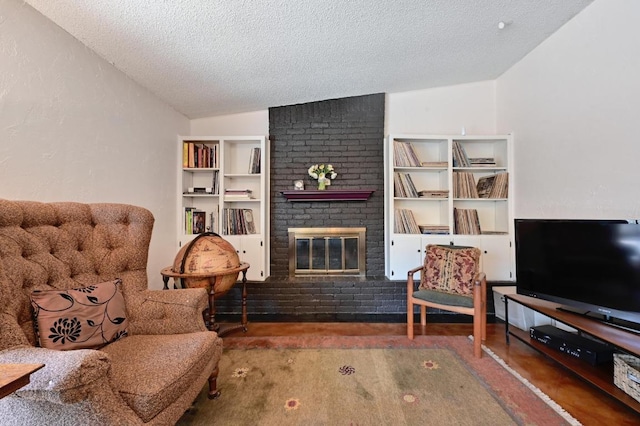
[
  {"xmin": 419, "ymin": 245, "xmax": 481, "ymax": 297},
  {"xmin": 30, "ymin": 279, "xmax": 128, "ymax": 350}
]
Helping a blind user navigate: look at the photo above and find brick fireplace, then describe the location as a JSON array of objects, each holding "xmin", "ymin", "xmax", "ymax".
[
  {"xmin": 216, "ymin": 93, "xmax": 406, "ymax": 321},
  {"xmin": 269, "ymin": 93, "xmax": 386, "ymax": 277}
]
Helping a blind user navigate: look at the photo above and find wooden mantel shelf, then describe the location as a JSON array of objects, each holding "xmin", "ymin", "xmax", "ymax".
[{"xmin": 281, "ymin": 189, "xmax": 375, "ymax": 202}]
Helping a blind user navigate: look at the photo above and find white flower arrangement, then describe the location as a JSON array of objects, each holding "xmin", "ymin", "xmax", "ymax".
[{"xmin": 308, "ymin": 164, "xmax": 337, "ymax": 181}]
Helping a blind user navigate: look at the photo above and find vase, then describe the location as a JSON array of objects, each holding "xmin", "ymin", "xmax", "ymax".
[{"xmin": 318, "ymin": 178, "xmax": 329, "ymax": 191}]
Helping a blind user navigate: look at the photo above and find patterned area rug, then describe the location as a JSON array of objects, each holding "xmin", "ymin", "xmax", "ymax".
[{"xmin": 177, "ymin": 335, "xmax": 579, "ymax": 425}]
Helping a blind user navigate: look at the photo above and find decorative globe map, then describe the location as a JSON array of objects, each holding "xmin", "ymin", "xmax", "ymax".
[{"xmin": 171, "ymin": 233, "xmax": 242, "ymax": 296}]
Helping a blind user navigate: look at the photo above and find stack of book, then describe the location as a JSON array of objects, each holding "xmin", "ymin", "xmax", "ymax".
[
  {"xmin": 453, "ymin": 172, "xmax": 479, "ymax": 198},
  {"xmin": 419, "ymin": 224, "xmax": 450, "ymax": 235},
  {"xmin": 469, "ymin": 157, "xmax": 496, "ymax": 167},
  {"xmin": 454, "ymin": 208, "xmax": 481, "ymax": 235},
  {"xmin": 223, "ymin": 208, "xmax": 256, "ymax": 235},
  {"xmin": 394, "ymin": 209, "xmax": 420, "ymax": 234},
  {"xmin": 418, "ymin": 190, "xmax": 449, "ymax": 199},
  {"xmin": 248, "ymin": 147, "xmax": 261, "ymax": 174},
  {"xmin": 393, "ymin": 141, "xmax": 421, "ymax": 167},
  {"xmin": 224, "ymin": 188, "xmax": 254, "ymax": 200},
  {"xmin": 476, "ymin": 172, "xmax": 508, "ymax": 198},
  {"xmin": 393, "ymin": 173, "xmax": 419, "ymax": 198}
]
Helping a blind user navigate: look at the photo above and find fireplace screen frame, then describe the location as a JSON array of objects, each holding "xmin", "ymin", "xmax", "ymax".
[{"xmin": 288, "ymin": 227, "xmax": 366, "ymax": 277}]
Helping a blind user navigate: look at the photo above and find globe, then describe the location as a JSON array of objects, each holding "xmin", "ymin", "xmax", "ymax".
[{"xmin": 171, "ymin": 233, "xmax": 242, "ymax": 296}]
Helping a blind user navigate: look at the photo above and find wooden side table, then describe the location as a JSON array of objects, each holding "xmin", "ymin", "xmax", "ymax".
[
  {"xmin": 161, "ymin": 262, "xmax": 250, "ymax": 336},
  {"xmin": 1, "ymin": 363, "xmax": 44, "ymax": 399}
]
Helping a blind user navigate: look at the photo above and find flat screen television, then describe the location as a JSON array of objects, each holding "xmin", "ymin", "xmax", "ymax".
[{"xmin": 515, "ymin": 218, "xmax": 640, "ymax": 331}]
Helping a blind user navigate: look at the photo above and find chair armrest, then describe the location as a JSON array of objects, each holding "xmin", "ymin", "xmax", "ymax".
[
  {"xmin": 407, "ymin": 265, "xmax": 423, "ymax": 277},
  {"xmin": 473, "ymin": 272, "xmax": 487, "ymax": 289},
  {"xmin": 126, "ymin": 288, "xmax": 209, "ymax": 335},
  {"xmin": 473, "ymin": 272, "xmax": 487, "ymax": 307},
  {"xmin": 407, "ymin": 265, "xmax": 423, "ymax": 294},
  {"xmin": 0, "ymin": 346, "xmax": 111, "ymax": 404}
]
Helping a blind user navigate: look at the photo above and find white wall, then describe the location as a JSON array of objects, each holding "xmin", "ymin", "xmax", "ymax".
[
  {"xmin": 386, "ymin": 81, "xmax": 497, "ymax": 135},
  {"xmin": 190, "ymin": 81, "xmax": 498, "ymax": 138},
  {"xmin": 0, "ymin": 0, "xmax": 189, "ymax": 287},
  {"xmin": 497, "ymin": 0, "xmax": 640, "ymax": 219},
  {"xmin": 190, "ymin": 111, "xmax": 269, "ymax": 136}
]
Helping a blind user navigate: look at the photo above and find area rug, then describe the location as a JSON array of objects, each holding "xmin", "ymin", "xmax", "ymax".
[{"xmin": 177, "ymin": 336, "xmax": 580, "ymax": 425}]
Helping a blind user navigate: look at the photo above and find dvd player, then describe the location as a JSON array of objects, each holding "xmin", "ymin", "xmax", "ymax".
[{"xmin": 530, "ymin": 325, "xmax": 614, "ymax": 365}]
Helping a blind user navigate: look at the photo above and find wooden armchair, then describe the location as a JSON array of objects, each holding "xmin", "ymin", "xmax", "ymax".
[{"xmin": 407, "ymin": 244, "xmax": 487, "ymax": 358}]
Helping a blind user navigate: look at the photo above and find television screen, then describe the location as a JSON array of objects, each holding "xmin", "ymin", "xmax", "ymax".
[{"xmin": 515, "ymin": 219, "xmax": 640, "ymax": 327}]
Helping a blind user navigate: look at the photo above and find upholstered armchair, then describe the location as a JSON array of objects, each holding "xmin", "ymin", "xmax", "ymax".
[
  {"xmin": 0, "ymin": 200, "xmax": 223, "ymax": 425},
  {"xmin": 407, "ymin": 244, "xmax": 487, "ymax": 357}
]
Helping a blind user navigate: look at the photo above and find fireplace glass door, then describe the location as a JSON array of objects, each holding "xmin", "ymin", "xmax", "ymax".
[{"xmin": 289, "ymin": 228, "xmax": 365, "ymax": 276}]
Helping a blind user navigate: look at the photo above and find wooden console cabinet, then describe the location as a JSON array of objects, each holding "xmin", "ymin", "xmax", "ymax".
[{"xmin": 505, "ymin": 293, "xmax": 640, "ymax": 414}]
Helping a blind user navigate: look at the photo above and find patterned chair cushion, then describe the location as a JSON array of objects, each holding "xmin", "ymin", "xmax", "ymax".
[
  {"xmin": 30, "ymin": 279, "xmax": 128, "ymax": 350},
  {"xmin": 419, "ymin": 245, "xmax": 481, "ymax": 298}
]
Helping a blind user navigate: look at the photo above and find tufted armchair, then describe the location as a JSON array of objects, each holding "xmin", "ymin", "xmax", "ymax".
[{"xmin": 0, "ymin": 200, "xmax": 223, "ymax": 425}]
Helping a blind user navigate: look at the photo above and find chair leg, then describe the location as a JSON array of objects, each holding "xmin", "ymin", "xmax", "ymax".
[
  {"xmin": 481, "ymin": 298, "xmax": 487, "ymax": 342},
  {"xmin": 473, "ymin": 315, "xmax": 482, "ymax": 358},
  {"xmin": 407, "ymin": 301, "xmax": 414, "ymax": 339},
  {"xmin": 207, "ymin": 366, "xmax": 221, "ymax": 399},
  {"xmin": 481, "ymin": 304, "xmax": 487, "ymax": 342},
  {"xmin": 420, "ymin": 306, "xmax": 426, "ymax": 326}
]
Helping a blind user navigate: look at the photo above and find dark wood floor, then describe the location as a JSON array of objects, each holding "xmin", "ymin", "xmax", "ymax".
[{"xmin": 224, "ymin": 322, "xmax": 640, "ymax": 426}]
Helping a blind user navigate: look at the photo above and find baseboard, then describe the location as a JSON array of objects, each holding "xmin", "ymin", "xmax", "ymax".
[{"xmin": 215, "ymin": 313, "xmax": 498, "ymax": 323}]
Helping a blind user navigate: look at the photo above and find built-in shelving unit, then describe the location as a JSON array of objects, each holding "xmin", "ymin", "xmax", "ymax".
[
  {"xmin": 177, "ymin": 136, "xmax": 269, "ymax": 281},
  {"xmin": 384, "ymin": 134, "xmax": 514, "ymax": 281}
]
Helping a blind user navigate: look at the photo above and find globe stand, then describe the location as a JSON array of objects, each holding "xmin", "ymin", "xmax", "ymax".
[{"xmin": 161, "ymin": 262, "xmax": 250, "ymax": 335}]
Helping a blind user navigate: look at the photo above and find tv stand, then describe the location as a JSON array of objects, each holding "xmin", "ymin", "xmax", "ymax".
[{"xmin": 505, "ymin": 294, "xmax": 640, "ymax": 414}]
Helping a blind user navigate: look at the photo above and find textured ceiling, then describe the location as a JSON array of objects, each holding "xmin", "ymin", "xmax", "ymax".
[{"xmin": 24, "ymin": 0, "xmax": 594, "ymax": 119}]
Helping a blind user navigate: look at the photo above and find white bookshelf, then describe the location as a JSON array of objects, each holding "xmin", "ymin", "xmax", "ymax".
[
  {"xmin": 178, "ymin": 136, "xmax": 269, "ymax": 281},
  {"xmin": 384, "ymin": 134, "xmax": 514, "ymax": 281}
]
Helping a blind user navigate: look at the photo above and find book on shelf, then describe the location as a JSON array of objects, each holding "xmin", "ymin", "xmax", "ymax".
[
  {"xmin": 209, "ymin": 211, "xmax": 218, "ymax": 234},
  {"xmin": 452, "ymin": 171, "xmax": 479, "ymax": 198},
  {"xmin": 418, "ymin": 190, "xmax": 449, "ymax": 198},
  {"xmin": 184, "ymin": 207, "xmax": 207, "ymax": 235},
  {"xmin": 224, "ymin": 188, "xmax": 254, "ymax": 199},
  {"xmin": 248, "ymin": 147, "xmax": 261, "ymax": 174},
  {"xmin": 192, "ymin": 210, "xmax": 206, "ymax": 234},
  {"xmin": 452, "ymin": 141, "xmax": 471, "ymax": 167},
  {"xmin": 454, "ymin": 208, "xmax": 481, "ymax": 235},
  {"xmin": 421, "ymin": 161, "xmax": 448, "ymax": 167},
  {"xmin": 393, "ymin": 173, "xmax": 406, "ymax": 198},
  {"xmin": 393, "ymin": 140, "xmax": 421, "ymax": 167},
  {"xmin": 393, "ymin": 172, "xmax": 419, "ymax": 198},
  {"xmin": 418, "ymin": 224, "xmax": 450, "ymax": 235},
  {"xmin": 476, "ymin": 172, "xmax": 508, "ymax": 198},
  {"xmin": 243, "ymin": 209, "xmax": 256, "ymax": 234},
  {"xmin": 394, "ymin": 208, "xmax": 420, "ymax": 234},
  {"xmin": 469, "ymin": 157, "xmax": 496, "ymax": 167},
  {"xmin": 212, "ymin": 170, "xmax": 220, "ymax": 194},
  {"xmin": 183, "ymin": 142, "xmax": 219, "ymax": 169},
  {"xmin": 223, "ymin": 208, "xmax": 257, "ymax": 235},
  {"xmin": 183, "ymin": 143, "xmax": 189, "ymax": 168}
]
